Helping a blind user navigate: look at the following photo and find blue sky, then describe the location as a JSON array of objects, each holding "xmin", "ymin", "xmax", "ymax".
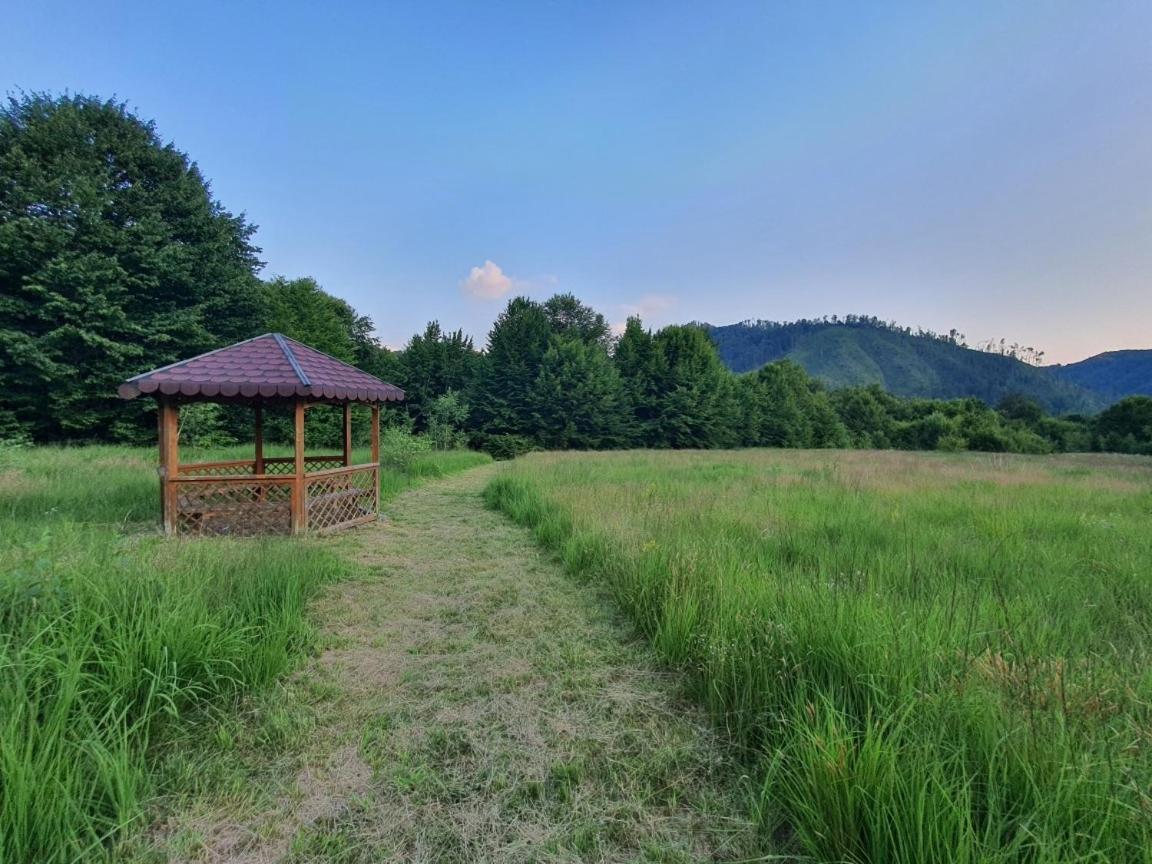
[{"xmin": 4, "ymin": 1, "xmax": 1150, "ymax": 362}]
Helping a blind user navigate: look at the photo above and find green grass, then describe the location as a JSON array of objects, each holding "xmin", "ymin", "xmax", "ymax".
[
  {"xmin": 486, "ymin": 449, "xmax": 1152, "ymax": 863},
  {"xmin": 0, "ymin": 441, "xmax": 489, "ymax": 863}
]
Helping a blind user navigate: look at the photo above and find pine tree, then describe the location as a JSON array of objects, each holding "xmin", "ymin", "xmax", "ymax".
[{"xmin": 471, "ymin": 297, "xmax": 552, "ymax": 439}]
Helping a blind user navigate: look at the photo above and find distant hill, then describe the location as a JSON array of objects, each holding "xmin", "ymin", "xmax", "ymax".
[
  {"xmin": 1049, "ymin": 350, "xmax": 1152, "ymax": 403},
  {"xmin": 704, "ymin": 318, "xmax": 1103, "ymax": 415}
]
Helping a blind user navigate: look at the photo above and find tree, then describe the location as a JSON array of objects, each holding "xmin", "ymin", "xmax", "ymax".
[
  {"xmin": 0, "ymin": 93, "xmax": 263, "ymax": 441},
  {"xmin": 542, "ymin": 293, "xmax": 611, "ymax": 348},
  {"xmin": 471, "ymin": 297, "xmax": 552, "ymax": 438},
  {"xmin": 650, "ymin": 325, "xmax": 737, "ymax": 448},
  {"xmin": 1095, "ymin": 396, "xmax": 1152, "ymax": 454},
  {"xmin": 530, "ymin": 338, "xmax": 627, "ymax": 449},
  {"xmin": 425, "ymin": 390, "xmax": 470, "ymax": 450},
  {"xmin": 997, "ymin": 393, "xmax": 1044, "ymax": 425},
  {"xmin": 614, "ymin": 316, "xmax": 663, "ymax": 446},
  {"xmin": 262, "ymin": 276, "xmax": 361, "ymax": 362},
  {"xmin": 833, "ymin": 386, "xmax": 895, "ymax": 448},
  {"xmin": 399, "ymin": 321, "xmax": 479, "ymax": 429}
]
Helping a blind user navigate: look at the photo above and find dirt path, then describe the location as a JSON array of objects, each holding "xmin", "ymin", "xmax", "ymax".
[{"xmin": 159, "ymin": 465, "xmax": 758, "ymax": 863}]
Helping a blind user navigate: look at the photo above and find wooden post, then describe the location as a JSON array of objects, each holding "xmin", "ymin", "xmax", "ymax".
[
  {"xmin": 292, "ymin": 399, "xmax": 307, "ymax": 534},
  {"xmin": 157, "ymin": 403, "xmax": 167, "ymax": 525},
  {"xmin": 254, "ymin": 404, "xmax": 264, "ymax": 474},
  {"xmin": 159, "ymin": 400, "xmax": 180, "ymax": 536},
  {"xmin": 342, "ymin": 403, "xmax": 353, "ymax": 466},
  {"xmin": 370, "ymin": 404, "xmax": 380, "ymax": 464},
  {"xmin": 371, "ymin": 404, "xmax": 381, "ymax": 516}
]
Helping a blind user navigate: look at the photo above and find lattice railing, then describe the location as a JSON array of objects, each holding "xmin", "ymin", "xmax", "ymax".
[
  {"xmin": 263, "ymin": 455, "xmax": 348, "ymax": 475},
  {"xmin": 177, "ymin": 459, "xmax": 257, "ymax": 477},
  {"xmin": 173, "ymin": 476, "xmax": 294, "ymax": 536},
  {"xmin": 305, "ymin": 464, "xmax": 378, "ymax": 532}
]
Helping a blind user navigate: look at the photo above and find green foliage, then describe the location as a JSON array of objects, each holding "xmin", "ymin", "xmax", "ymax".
[
  {"xmin": 470, "ymin": 297, "xmax": 553, "ymax": 437},
  {"xmin": 0, "ymin": 93, "xmax": 263, "ymax": 442},
  {"xmin": 489, "ymin": 450, "xmax": 1152, "ymax": 863},
  {"xmin": 476, "ymin": 433, "xmax": 537, "ymax": 460},
  {"xmin": 177, "ymin": 403, "xmax": 236, "ymax": 448},
  {"xmin": 648, "ymin": 325, "xmax": 738, "ymax": 448},
  {"xmin": 425, "ymin": 390, "xmax": 469, "ymax": 450},
  {"xmin": 541, "ymin": 292, "xmax": 612, "ymax": 348},
  {"xmin": 530, "ymin": 338, "xmax": 628, "ymax": 449},
  {"xmin": 1095, "ymin": 396, "xmax": 1152, "ymax": 454},
  {"xmin": 398, "ymin": 322, "xmax": 479, "ymax": 430},
  {"xmin": 377, "ymin": 427, "xmax": 432, "ymax": 472},
  {"xmin": 260, "ymin": 276, "xmax": 365, "ymax": 363}
]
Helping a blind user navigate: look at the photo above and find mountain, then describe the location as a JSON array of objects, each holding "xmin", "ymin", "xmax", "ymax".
[
  {"xmin": 704, "ymin": 318, "xmax": 1103, "ymax": 415},
  {"xmin": 1050, "ymin": 350, "xmax": 1152, "ymax": 403}
]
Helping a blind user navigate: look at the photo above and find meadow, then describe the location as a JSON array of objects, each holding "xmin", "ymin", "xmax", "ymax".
[
  {"xmin": 0, "ymin": 441, "xmax": 489, "ymax": 863},
  {"xmin": 487, "ymin": 449, "xmax": 1152, "ymax": 863}
]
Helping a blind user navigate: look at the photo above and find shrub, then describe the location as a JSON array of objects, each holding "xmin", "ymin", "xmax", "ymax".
[{"xmin": 377, "ymin": 428, "xmax": 432, "ymax": 472}]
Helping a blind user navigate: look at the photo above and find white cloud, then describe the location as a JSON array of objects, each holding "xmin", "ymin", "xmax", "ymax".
[
  {"xmin": 461, "ymin": 260, "xmax": 513, "ymax": 300},
  {"xmin": 615, "ymin": 294, "xmax": 679, "ymax": 331}
]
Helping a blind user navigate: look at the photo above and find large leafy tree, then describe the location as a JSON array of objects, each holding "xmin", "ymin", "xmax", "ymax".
[
  {"xmin": 542, "ymin": 292, "xmax": 612, "ymax": 348},
  {"xmin": 0, "ymin": 93, "xmax": 263, "ymax": 441},
  {"xmin": 530, "ymin": 337, "xmax": 627, "ymax": 449}
]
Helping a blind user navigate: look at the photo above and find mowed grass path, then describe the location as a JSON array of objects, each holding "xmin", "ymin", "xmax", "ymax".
[{"xmin": 150, "ymin": 466, "xmax": 758, "ymax": 863}]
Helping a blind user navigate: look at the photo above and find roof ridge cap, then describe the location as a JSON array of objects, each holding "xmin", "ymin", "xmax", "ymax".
[{"xmin": 272, "ymin": 333, "xmax": 311, "ymax": 387}]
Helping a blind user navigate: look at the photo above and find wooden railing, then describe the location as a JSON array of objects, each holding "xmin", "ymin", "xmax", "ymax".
[
  {"xmin": 169, "ymin": 458, "xmax": 377, "ymax": 535},
  {"xmin": 176, "ymin": 455, "xmax": 348, "ymax": 478},
  {"xmin": 304, "ymin": 463, "xmax": 379, "ymax": 533},
  {"xmin": 170, "ymin": 474, "xmax": 295, "ymax": 536}
]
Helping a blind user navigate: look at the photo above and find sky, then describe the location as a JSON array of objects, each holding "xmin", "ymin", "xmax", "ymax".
[{"xmin": 4, "ymin": 1, "xmax": 1151, "ymax": 363}]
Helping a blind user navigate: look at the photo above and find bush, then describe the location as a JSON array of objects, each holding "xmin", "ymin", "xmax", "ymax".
[
  {"xmin": 426, "ymin": 391, "xmax": 470, "ymax": 451},
  {"xmin": 377, "ymin": 428, "xmax": 432, "ymax": 472},
  {"xmin": 475, "ymin": 433, "xmax": 537, "ymax": 460},
  {"xmin": 178, "ymin": 403, "xmax": 237, "ymax": 448}
]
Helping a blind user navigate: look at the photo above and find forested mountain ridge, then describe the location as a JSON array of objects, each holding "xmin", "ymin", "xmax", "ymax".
[
  {"xmin": 704, "ymin": 318, "xmax": 1105, "ymax": 415},
  {"xmin": 1051, "ymin": 350, "xmax": 1152, "ymax": 402}
]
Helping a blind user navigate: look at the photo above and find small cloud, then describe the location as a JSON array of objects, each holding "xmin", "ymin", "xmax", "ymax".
[
  {"xmin": 461, "ymin": 260, "xmax": 513, "ymax": 300},
  {"xmin": 615, "ymin": 294, "xmax": 679, "ymax": 331}
]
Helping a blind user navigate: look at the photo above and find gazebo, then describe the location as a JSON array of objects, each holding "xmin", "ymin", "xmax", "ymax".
[{"xmin": 119, "ymin": 333, "xmax": 405, "ymax": 536}]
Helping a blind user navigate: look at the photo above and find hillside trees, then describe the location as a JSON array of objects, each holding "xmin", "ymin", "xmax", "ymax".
[{"xmin": 0, "ymin": 93, "xmax": 263, "ymax": 441}]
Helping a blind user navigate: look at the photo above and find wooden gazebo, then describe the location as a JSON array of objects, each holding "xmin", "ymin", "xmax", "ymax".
[{"xmin": 119, "ymin": 333, "xmax": 405, "ymax": 536}]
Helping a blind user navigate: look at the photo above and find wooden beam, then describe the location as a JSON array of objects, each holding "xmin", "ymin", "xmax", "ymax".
[
  {"xmin": 160, "ymin": 400, "xmax": 180, "ymax": 536},
  {"xmin": 292, "ymin": 399, "xmax": 307, "ymax": 534},
  {"xmin": 342, "ymin": 403, "xmax": 353, "ymax": 466}
]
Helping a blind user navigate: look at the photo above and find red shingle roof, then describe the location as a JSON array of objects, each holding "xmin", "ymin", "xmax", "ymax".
[{"xmin": 118, "ymin": 334, "xmax": 405, "ymax": 404}]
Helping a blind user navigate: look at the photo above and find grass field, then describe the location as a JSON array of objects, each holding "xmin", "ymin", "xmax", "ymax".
[
  {"xmin": 0, "ymin": 442, "xmax": 489, "ymax": 863},
  {"xmin": 487, "ymin": 449, "xmax": 1152, "ymax": 863}
]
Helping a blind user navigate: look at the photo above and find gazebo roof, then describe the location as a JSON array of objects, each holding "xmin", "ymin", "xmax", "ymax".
[{"xmin": 118, "ymin": 333, "xmax": 405, "ymax": 404}]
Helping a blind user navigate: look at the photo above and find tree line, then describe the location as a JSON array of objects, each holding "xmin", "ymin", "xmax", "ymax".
[{"xmin": 2, "ymin": 92, "xmax": 1149, "ymax": 457}]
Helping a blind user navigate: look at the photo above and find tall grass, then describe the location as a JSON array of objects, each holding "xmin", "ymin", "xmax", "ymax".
[
  {"xmin": 487, "ymin": 450, "xmax": 1152, "ymax": 863},
  {"xmin": 0, "ymin": 441, "xmax": 489, "ymax": 862}
]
